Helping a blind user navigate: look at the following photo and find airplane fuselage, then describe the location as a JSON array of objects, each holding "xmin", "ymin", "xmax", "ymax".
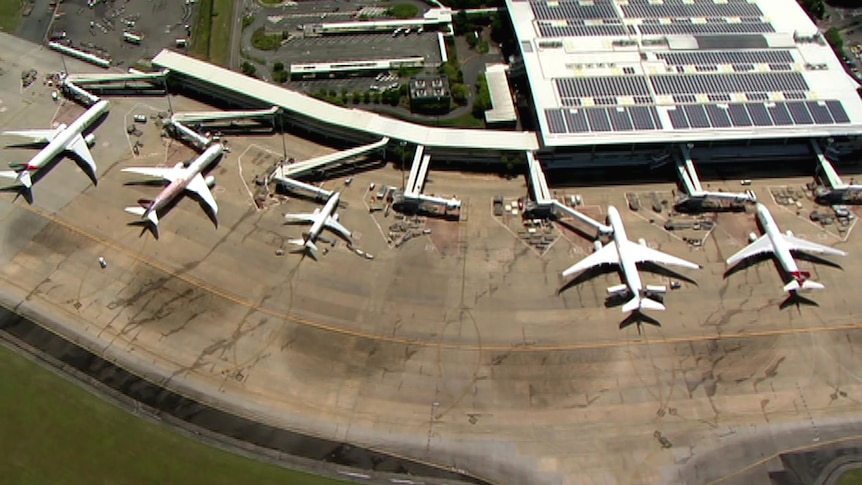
[
  {"xmin": 144, "ymin": 143, "xmax": 223, "ymax": 215},
  {"xmin": 24, "ymin": 100, "xmax": 109, "ymax": 172},
  {"xmin": 608, "ymin": 206, "xmax": 643, "ymax": 297},
  {"xmin": 306, "ymin": 192, "xmax": 340, "ymax": 242},
  {"xmin": 756, "ymin": 203, "xmax": 800, "ymax": 277}
]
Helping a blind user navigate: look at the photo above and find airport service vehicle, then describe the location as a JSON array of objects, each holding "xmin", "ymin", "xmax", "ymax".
[
  {"xmin": 726, "ymin": 203, "xmax": 846, "ymax": 292},
  {"xmin": 284, "ymin": 191, "xmax": 352, "ymax": 254},
  {"xmin": 561, "ymin": 206, "xmax": 701, "ymax": 313},
  {"xmin": 122, "ymin": 143, "xmax": 224, "ymax": 238},
  {"xmin": 0, "ymin": 99, "xmax": 109, "ymax": 200}
]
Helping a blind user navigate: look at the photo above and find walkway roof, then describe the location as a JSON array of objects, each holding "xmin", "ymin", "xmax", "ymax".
[{"xmin": 152, "ymin": 50, "xmax": 540, "ymax": 151}]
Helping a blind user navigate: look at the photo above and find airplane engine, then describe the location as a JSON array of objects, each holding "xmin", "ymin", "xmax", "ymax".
[
  {"xmin": 748, "ymin": 232, "xmax": 758, "ymax": 242},
  {"xmin": 607, "ymin": 284, "xmax": 628, "ymax": 295},
  {"xmin": 645, "ymin": 284, "xmax": 667, "ymax": 294},
  {"xmin": 593, "ymin": 240, "xmax": 602, "ymax": 253},
  {"xmin": 332, "ymin": 213, "xmax": 339, "ymax": 221},
  {"xmin": 204, "ymin": 175, "xmax": 216, "ymax": 188},
  {"xmin": 174, "ymin": 162, "xmax": 185, "ymax": 169},
  {"xmin": 638, "ymin": 238, "xmax": 647, "ymax": 247},
  {"xmin": 786, "ymin": 230, "xmax": 794, "ymax": 237},
  {"xmin": 84, "ymin": 133, "xmax": 96, "ymax": 147}
]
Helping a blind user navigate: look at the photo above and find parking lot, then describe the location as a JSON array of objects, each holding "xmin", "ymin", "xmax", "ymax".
[{"xmin": 51, "ymin": 0, "xmax": 192, "ymax": 68}]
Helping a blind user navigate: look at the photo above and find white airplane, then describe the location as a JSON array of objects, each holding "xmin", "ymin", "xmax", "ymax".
[
  {"xmin": 0, "ymin": 99, "xmax": 109, "ymax": 200},
  {"xmin": 284, "ymin": 192, "xmax": 352, "ymax": 253},
  {"xmin": 122, "ymin": 142, "xmax": 224, "ymax": 238},
  {"xmin": 561, "ymin": 206, "xmax": 701, "ymax": 313},
  {"xmin": 726, "ymin": 203, "xmax": 846, "ymax": 293}
]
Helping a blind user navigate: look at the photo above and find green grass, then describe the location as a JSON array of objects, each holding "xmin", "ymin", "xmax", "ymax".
[
  {"xmin": 388, "ymin": 3, "xmax": 419, "ymax": 19},
  {"xmin": 189, "ymin": 0, "xmax": 234, "ymax": 66},
  {"xmin": 188, "ymin": 0, "xmax": 213, "ymax": 60},
  {"xmin": 251, "ymin": 26, "xmax": 282, "ymax": 51},
  {"xmin": 0, "ymin": 0, "xmax": 25, "ymax": 33},
  {"xmin": 838, "ymin": 469, "xmax": 862, "ymax": 485},
  {"xmin": 209, "ymin": 0, "xmax": 234, "ymax": 66},
  {"xmin": 0, "ymin": 343, "xmax": 351, "ymax": 485}
]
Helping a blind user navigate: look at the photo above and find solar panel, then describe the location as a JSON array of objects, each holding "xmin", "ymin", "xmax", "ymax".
[
  {"xmin": 638, "ymin": 23, "xmax": 774, "ymax": 36},
  {"xmin": 786, "ymin": 102, "xmax": 813, "ymax": 125},
  {"xmin": 586, "ymin": 108, "xmax": 612, "ymax": 132},
  {"xmin": 657, "ymin": 51, "xmax": 794, "ymax": 66},
  {"xmin": 556, "ymin": 77, "xmax": 652, "ymax": 99},
  {"xmin": 667, "ymin": 107, "xmax": 689, "ymax": 129},
  {"xmin": 538, "ymin": 24, "xmax": 627, "ymax": 37},
  {"xmin": 767, "ymin": 103, "xmax": 794, "ymax": 125},
  {"xmin": 608, "ymin": 107, "xmax": 634, "ymax": 131},
  {"xmin": 546, "ymin": 110, "xmax": 567, "ymax": 133},
  {"xmin": 727, "ymin": 104, "xmax": 753, "ymax": 126},
  {"xmin": 563, "ymin": 109, "xmax": 590, "ymax": 133},
  {"xmin": 651, "ymin": 72, "xmax": 808, "ymax": 96},
  {"xmin": 705, "ymin": 105, "xmax": 732, "ymax": 128},
  {"xmin": 746, "ymin": 103, "xmax": 773, "ymax": 126},
  {"xmin": 746, "ymin": 93, "xmax": 769, "ymax": 101},
  {"xmin": 826, "ymin": 100, "xmax": 851, "ymax": 123},
  {"xmin": 683, "ymin": 105, "xmax": 711, "ymax": 128},
  {"xmin": 531, "ymin": 1, "xmax": 617, "ymax": 21},
  {"xmin": 630, "ymin": 107, "xmax": 659, "ymax": 130},
  {"xmin": 621, "ymin": 0, "xmax": 763, "ymax": 18},
  {"xmin": 806, "ymin": 101, "xmax": 834, "ymax": 124}
]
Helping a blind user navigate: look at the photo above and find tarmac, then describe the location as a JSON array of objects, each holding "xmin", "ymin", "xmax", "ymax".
[{"xmin": 3, "ymin": 33, "xmax": 862, "ymax": 484}]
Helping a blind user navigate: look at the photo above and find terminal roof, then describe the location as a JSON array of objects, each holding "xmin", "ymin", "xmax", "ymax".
[
  {"xmin": 507, "ymin": 0, "xmax": 862, "ymax": 147},
  {"xmin": 152, "ymin": 50, "xmax": 539, "ymax": 151}
]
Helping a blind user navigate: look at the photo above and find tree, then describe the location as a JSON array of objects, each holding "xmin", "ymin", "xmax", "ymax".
[
  {"xmin": 273, "ymin": 61, "xmax": 285, "ymax": 72},
  {"xmin": 451, "ymin": 83, "xmax": 469, "ymax": 105},
  {"xmin": 241, "ymin": 61, "xmax": 257, "ymax": 77},
  {"xmin": 798, "ymin": 0, "xmax": 825, "ymax": 19},
  {"xmin": 466, "ymin": 31, "xmax": 479, "ymax": 48},
  {"xmin": 363, "ymin": 91, "xmax": 372, "ymax": 103},
  {"xmin": 826, "ymin": 27, "xmax": 845, "ymax": 55},
  {"xmin": 352, "ymin": 90, "xmax": 362, "ymax": 104}
]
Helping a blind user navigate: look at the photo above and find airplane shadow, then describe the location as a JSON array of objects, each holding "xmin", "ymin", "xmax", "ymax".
[
  {"xmin": 723, "ymin": 252, "xmax": 774, "ymax": 279},
  {"xmin": 557, "ymin": 264, "xmax": 617, "ymax": 295},
  {"xmin": 553, "ymin": 219, "xmax": 599, "ymax": 242},
  {"xmin": 620, "ymin": 311, "xmax": 662, "ymax": 333},
  {"xmin": 779, "ymin": 292, "xmax": 820, "ymax": 310},
  {"xmin": 638, "ymin": 261, "xmax": 699, "ymax": 286},
  {"xmin": 794, "ymin": 251, "xmax": 844, "ymax": 270}
]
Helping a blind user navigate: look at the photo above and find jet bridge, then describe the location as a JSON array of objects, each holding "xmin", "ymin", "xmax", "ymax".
[
  {"xmin": 271, "ymin": 137, "xmax": 389, "ymax": 181},
  {"xmin": 61, "ymin": 78, "xmax": 101, "ymax": 106},
  {"xmin": 526, "ymin": 153, "xmax": 612, "ymax": 234},
  {"xmin": 170, "ymin": 106, "xmax": 279, "ymax": 125},
  {"xmin": 166, "ymin": 120, "xmax": 211, "ymax": 149},
  {"xmin": 65, "ymin": 70, "xmax": 169, "ymax": 86},
  {"xmin": 404, "ymin": 145, "xmax": 429, "ymax": 197},
  {"xmin": 811, "ymin": 139, "xmax": 862, "ymax": 202},
  {"xmin": 675, "ymin": 144, "xmax": 756, "ymax": 205},
  {"xmin": 394, "ymin": 144, "xmax": 461, "ymax": 216},
  {"xmin": 274, "ymin": 177, "xmax": 333, "ymax": 200}
]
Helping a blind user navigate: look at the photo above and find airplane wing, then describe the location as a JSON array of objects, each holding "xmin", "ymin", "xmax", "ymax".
[
  {"xmin": 65, "ymin": 133, "xmax": 97, "ymax": 176},
  {"xmin": 284, "ymin": 213, "xmax": 319, "ymax": 224},
  {"xmin": 2, "ymin": 126, "xmax": 64, "ymax": 143},
  {"xmin": 726, "ymin": 235, "xmax": 773, "ymax": 266},
  {"xmin": 784, "ymin": 234, "xmax": 847, "ymax": 257},
  {"xmin": 324, "ymin": 216, "xmax": 351, "ymax": 239},
  {"xmin": 122, "ymin": 166, "xmax": 185, "ymax": 182},
  {"xmin": 623, "ymin": 240, "xmax": 701, "ymax": 270},
  {"xmin": 561, "ymin": 242, "xmax": 619, "ymax": 278},
  {"xmin": 186, "ymin": 173, "xmax": 218, "ymax": 215}
]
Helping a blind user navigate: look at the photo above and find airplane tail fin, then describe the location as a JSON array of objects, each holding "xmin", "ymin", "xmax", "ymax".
[
  {"xmin": 289, "ymin": 238, "xmax": 318, "ymax": 253},
  {"xmin": 125, "ymin": 206, "xmax": 160, "ymax": 238},
  {"xmin": 0, "ymin": 169, "xmax": 32, "ymax": 188},
  {"xmin": 784, "ymin": 271, "xmax": 824, "ymax": 293},
  {"xmin": 622, "ymin": 296, "xmax": 666, "ymax": 313}
]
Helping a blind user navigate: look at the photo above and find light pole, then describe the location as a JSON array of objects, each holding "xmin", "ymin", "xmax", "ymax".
[{"xmin": 400, "ymin": 140, "xmax": 407, "ymax": 191}]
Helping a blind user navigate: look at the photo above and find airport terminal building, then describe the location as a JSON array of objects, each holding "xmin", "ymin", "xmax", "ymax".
[
  {"xmin": 153, "ymin": 0, "xmax": 862, "ymax": 168},
  {"xmin": 505, "ymin": 0, "xmax": 862, "ymax": 167}
]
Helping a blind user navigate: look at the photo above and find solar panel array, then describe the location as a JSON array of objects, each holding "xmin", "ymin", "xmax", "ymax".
[
  {"xmin": 545, "ymin": 100, "xmax": 851, "ymax": 135},
  {"xmin": 665, "ymin": 101, "xmax": 850, "ymax": 130},
  {"xmin": 523, "ymin": 0, "xmax": 859, "ymax": 137},
  {"xmin": 650, "ymin": 72, "xmax": 808, "ymax": 95},
  {"xmin": 545, "ymin": 106, "xmax": 662, "ymax": 134},
  {"xmin": 637, "ymin": 22, "xmax": 774, "ymax": 36},
  {"xmin": 657, "ymin": 51, "xmax": 794, "ymax": 65}
]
